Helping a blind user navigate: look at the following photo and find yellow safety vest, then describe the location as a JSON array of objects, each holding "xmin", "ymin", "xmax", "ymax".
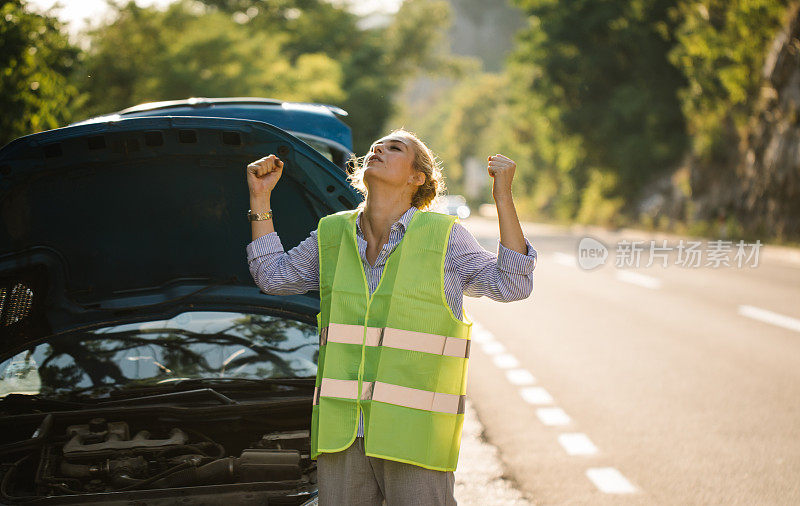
[{"xmin": 310, "ymin": 208, "xmax": 473, "ymax": 471}]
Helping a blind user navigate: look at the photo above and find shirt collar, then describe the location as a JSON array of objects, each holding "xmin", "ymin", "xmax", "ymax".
[{"xmin": 356, "ymin": 206, "xmax": 418, "ymax": 236}]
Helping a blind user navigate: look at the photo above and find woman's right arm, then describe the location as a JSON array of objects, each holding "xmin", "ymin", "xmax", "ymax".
[
  {"xmin": 246, "ymin": 226, "xmax": 319, "ymax": 295},
  {"xmin": 246, "ymin": 154, "xmax": 319, "ymax": 295},
  {"xmin": 248, "ymin": 154, "xmax": 282, "ymax": 242}
]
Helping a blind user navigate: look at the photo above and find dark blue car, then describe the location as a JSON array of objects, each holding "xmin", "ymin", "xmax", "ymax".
[{"xmin": 0, "ymin": 108, "xmax": 360, "ymax": 504}]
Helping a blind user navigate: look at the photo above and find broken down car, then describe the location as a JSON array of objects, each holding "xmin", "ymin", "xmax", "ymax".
[{"xmin": 0, "ymin": 115, "xmax": 361, "ymax": 504}]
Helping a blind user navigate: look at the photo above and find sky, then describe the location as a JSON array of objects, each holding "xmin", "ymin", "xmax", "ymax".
[{"xmin": 25, "ymin": 0, "xmax": 403, "ymax": 41}]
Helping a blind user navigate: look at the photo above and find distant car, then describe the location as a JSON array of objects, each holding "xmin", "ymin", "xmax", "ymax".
[
  {"xmin": 435, "ymin": 194, "xmax": 471, "ymax": 220},
  {"xmin": 0, "ymin": 113, "xmax": 362, "ymax": 504},
  {"xmin": 67, "ymin": 97, "xmax": 354, "ymax": 171}
]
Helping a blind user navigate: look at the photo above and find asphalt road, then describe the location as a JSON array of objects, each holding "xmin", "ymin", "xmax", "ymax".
[{"xmin": 459, "ymin": 216, "xmax": 800, "ymax": 505}]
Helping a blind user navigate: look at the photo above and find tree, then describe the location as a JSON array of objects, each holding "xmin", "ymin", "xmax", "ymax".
[
  {"xmin": 72, "ymin": 0, "xmax": 468, "ymax": 155},
  {"xmin": 509, "ymin": 0, "xmax": 689, "ymax": 201},
  {"xmin": 668, "ymin": 0, "xmax": 787, "ymax": 163},
  {"xmin": 0, "ymin": 0, "xmax": 84, "ymax": 148},
  {"xmin": 73, "ymin": 0, "xmax": 344, "ymax": 120}
]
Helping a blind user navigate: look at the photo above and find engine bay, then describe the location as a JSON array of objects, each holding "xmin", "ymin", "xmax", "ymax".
[{"xmin": 0, "ymin": 410, "xmax": 318, "ymax": 504}]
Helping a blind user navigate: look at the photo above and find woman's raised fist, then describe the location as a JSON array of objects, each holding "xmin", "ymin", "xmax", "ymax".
[{"xmin": 246, "ymin": 154, "xmax": 284, "ymax": 197}]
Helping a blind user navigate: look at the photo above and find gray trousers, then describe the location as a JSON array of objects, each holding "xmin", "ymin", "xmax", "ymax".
[{"xmin": 316, "ymin": 436, "xmax": 457, "ymax": 506}]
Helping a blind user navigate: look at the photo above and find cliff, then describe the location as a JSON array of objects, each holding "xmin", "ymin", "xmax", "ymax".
[{"xmin": 642, "ymin": 4, "xmax": 800, "ymax": 242}]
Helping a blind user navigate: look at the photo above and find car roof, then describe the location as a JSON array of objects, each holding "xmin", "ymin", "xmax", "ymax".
[{"xmin": 68, "ymin": 97, "xmax": 354, "ymax": 156}]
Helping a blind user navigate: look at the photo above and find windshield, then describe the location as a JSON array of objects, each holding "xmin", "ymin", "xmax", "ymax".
[{"xmin": 0, "ymin": 311, "xmax": 319, "ymax": 399}]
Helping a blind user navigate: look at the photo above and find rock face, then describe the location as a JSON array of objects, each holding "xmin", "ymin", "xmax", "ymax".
[
  {"xmin": 640, "ymin": 4, "xmax": 800, "ymax": 242},
  {"xmin": 736, "ymin": 3, "xmax": 800, "ymax": 241}
]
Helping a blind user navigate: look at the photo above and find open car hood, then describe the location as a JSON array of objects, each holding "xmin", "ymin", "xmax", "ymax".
[{"xmin": 0, "ymin": 116, "xmax": 361, "ymax": 354}]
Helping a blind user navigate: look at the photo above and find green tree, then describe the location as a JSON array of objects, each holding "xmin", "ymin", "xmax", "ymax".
[
  {"xmin": 667, "ymin": 0, "xmax": 786, "ymax": 163},
  {"xmin": 509, "ymin": 0, "xmax": 689, "ymax": 201},
  {"xmin": 72, "ymin": 0, "xmax": 468, "ymax": 155},
  {"xmin": 74, "ymin": 0, "xmax": 344, "ymax": 120},
  {"xmin": 229, "ymin": 0, "xmax": 472, "ymax": 153},
  {"xmin": 0, "ymin": 0, "xmax": 84, "ymax": 148}
]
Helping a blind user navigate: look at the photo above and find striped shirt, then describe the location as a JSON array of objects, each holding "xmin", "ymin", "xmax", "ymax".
[{"xmin": 246, "ymin": 205, "xmax": 537, "ymax": 436}]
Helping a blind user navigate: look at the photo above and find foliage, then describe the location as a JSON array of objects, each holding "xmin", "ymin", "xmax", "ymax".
[
  {"xmin": 74, "ymin": 0, "xmax": 345, "ymax": 120},
  {"xmin": 667, "ymin": 0, "xmax": 787, "ymax": 163},
  {"xmin": 0, "ymin": 0, "xmax": 84, "ymax": 148},
  {"xmin": 399, "ymin": 0, "xmax": 793, "ymax": 241},
  {"xmin": 70, "ymin": 0, "xmax": 468, "ymax": 155},
  {"xmin": 5, "ymin": 0, "xmax": 795, "ymax": 240},
  {"xmin": 509, "ymin": 0, "xmax": 689, "ymax": 202}
]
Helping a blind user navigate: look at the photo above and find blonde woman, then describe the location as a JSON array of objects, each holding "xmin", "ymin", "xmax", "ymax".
[{"xmin": 245, "ymin": 128, "xmax": 537, "ymax": 505}]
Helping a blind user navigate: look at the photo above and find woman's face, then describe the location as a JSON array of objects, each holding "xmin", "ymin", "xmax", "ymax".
[{"xmin": 363, "ymin": 135, "xmax": 423, "ymax": 194}]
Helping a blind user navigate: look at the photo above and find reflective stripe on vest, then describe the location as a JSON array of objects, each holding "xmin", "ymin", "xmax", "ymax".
[
  {"xmin": 312, "ymin": 378, "xmax": 466, "ymax": 415},
  {"xmin": 319, "ymin": 323, "xmax": 470, "ymax": 359}
]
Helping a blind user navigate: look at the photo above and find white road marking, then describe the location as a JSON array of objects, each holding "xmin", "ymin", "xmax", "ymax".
[
  {"xmin": 492, "ymin": 354, "xmax": 520, "ymax": 369},
  {"xmin": 558, "ymin": 433, "xmax": 599, "ymax": 455},
  {"xmin": 615, "ymin": 270, "xmax": 662, "ymax": 289},
  {"xmin": 519, "ymin": 386, "xmax": 553, "ymax": 404},
  {"xmin": 470, "ymin": 333, "xmax": 490, "ymax": 343},
  {"xmin": 481, "ymin": 341, "xmax": 506, "ymax": 355},
  {"xmin": 738, "ymin": 305, "xmax": 800, "ymax": 333},
  {"xmin": 475, "ymin": 319, "xmax": 642, "ymax": 493},
  {"xmin": 585, "ymin": 467, "xmax": 637, "ymax": 494},
  {"xmin": 536, "ymin": 407, "xmax": 571, "ymax": 426},
  {"xmin": 553, "ymin": 252, "xmax": 576, "ymax": 267},
  {"xmin": 470, "ymin": 326, "xmax": 494, "ymax": 343},
  {"xmin": 505, "ymin": 369, "xmax": 536, "ymax": 385},
  {"xmin": 467, "ymin": 315, "xmax": 494, "ymax": 343}
]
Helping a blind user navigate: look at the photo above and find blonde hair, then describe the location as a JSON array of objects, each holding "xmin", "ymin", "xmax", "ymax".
[{"xmin": 346, "ymin": 128, "xmax": 446, "ymax": 211}]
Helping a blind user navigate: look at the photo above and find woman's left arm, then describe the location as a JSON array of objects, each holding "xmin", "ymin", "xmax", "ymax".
[
  {"xmin": 448, "ymin": 153, "xmax": 537, "ymax": 302},
  {"xmin": 488, "ymin": 154, "xmax": 526, "ymax": 255},
  {"xmin": 448, "ymin": 222, "xmax": 537, "ymax": 302}
]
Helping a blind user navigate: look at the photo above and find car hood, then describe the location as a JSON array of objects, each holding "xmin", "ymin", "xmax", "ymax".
[{"xmin": 0, "ymin": 116, "xmax": 361, "ymax": 354}]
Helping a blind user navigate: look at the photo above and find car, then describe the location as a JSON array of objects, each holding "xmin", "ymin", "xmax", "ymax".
[
  {"xmin": 0, "ymin": 113, "xmax": 362, "ymax": 504},
  {"xmin": 67, "ymin": 97, "xmax": 354, "ymax": 171},
  {"xmin": 435, "ymin": 194, "xmax": 471, "ymax": 220}
]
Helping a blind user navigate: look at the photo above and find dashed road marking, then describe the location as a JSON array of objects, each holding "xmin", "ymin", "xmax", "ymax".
[
  {"xmin": 492, "ymin": 353, "xmax": 520, "ymax": 369},
  {"xmin": 481, "ymin": 341, "xmax": 506, "ymax": 355},
  {"xmin": 558, "ymin": 433, "xmax": 599, "ymax": 455},
  {"xmin": 615, "ymin": 270, "xmax": 662, "ymax": 289},
  {"xmin": 519, "ymin": 386, "xmax": 553, "ymax": 404},
  {"xmin": 738, "ymin": 305, "xmax": 800, "ymax": 333},
  {"xmin": 505, "ymin": 369, "xmax": 536, "ymax": 385},
  {"xmin": 585, "ymin": 467, "xmax": 637, "ymax": 494},
  {"xmin": 470, "ymin": 333, "xmax": 492, "ymax": 344},
  {"xmin": 469, "ymin": 321, "xmax": 494, "ymax": 343},
  {"xmin": 475, "ymin": 319, "xmax": 642, "ymax": 495},
  {"xmin": 536, "ymin": 407, "xmax": 571, "ymax": 426}
]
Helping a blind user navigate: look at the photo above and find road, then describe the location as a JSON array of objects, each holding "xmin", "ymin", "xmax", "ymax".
[{"xmin": 459, "ymin": 216, "xmax": 800, "ymax": 505}]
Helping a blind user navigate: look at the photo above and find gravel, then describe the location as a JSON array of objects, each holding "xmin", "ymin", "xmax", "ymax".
[{"xmin": 454, "ymin": 398, "xmax": 534, "ymax": 505}]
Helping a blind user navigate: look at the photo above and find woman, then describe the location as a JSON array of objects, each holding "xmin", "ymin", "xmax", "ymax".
[{"xmin": 245, "ymin": 128, "xmax": 537, "ymax": 505}]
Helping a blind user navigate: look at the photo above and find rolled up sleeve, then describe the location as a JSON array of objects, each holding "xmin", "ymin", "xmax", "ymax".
[
  {"xmin": 497, "ymin": 237, "xmax": 537, "ymax": 275},
  {"xmin": 450, "ymin": 223, "xmax": 536, "ymax": 302},
  {"xmin": 246, "ymin": 230, "xmax": 319, "ymax": 295}
]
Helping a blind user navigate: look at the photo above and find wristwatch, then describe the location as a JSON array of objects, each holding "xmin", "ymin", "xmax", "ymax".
[{"xmin": 247, "ymin": 209, "xmax": 273, "ymax": 221}]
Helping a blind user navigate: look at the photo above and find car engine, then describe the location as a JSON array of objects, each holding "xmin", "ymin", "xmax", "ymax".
[{"xmin": 0, "ymin": 413, "xmax": 318, "ymax": 505}]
